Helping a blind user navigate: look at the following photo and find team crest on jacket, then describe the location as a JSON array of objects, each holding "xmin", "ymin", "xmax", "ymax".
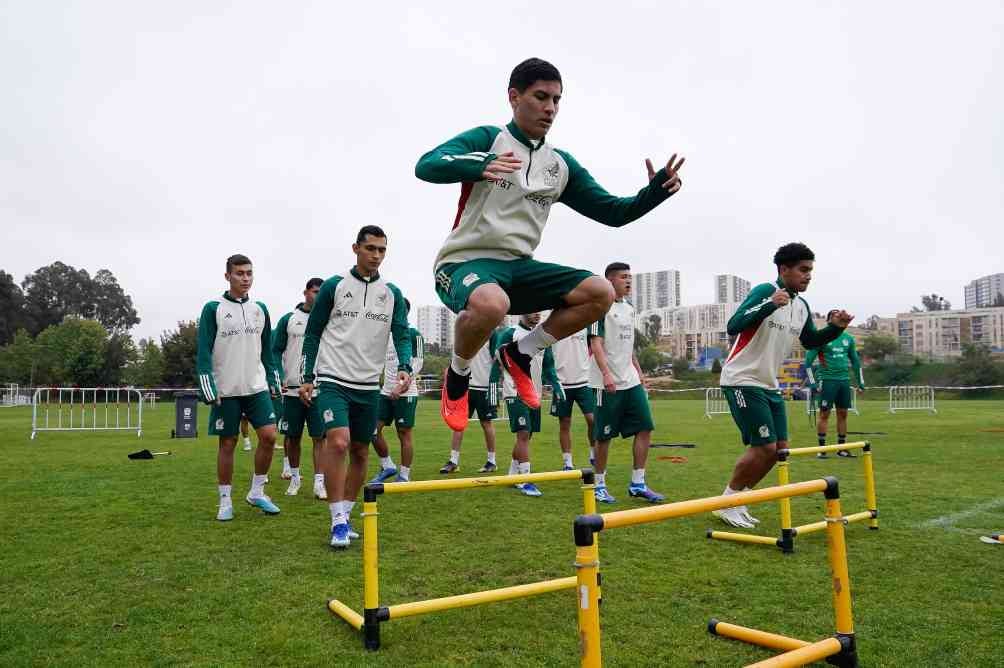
[
  {"xmin": 543, "ymin": 160, "xmax": 560, "ymax": 186},
  {"xmin": 377, "ymin": 290, "xmax": 388, "ymax": 306},
  {"xmin": 759, "ymin": 425, "xmax": 770, "ymax": 438}
]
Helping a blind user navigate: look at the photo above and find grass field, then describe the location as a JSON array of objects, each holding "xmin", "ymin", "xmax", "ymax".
[{"xmin": 2, "ymin": 397, "xmax": 1003, "ymax": 667}]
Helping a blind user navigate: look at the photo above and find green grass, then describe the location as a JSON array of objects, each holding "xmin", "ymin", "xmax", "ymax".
[{"xmin": 1, "ymin": 399, "xmax": 1003, "ymax": 666}]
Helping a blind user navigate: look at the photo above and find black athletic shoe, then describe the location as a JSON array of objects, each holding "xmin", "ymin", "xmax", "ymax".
[
  {"xmin": 445, "ymin": 366, "xmax": 471, "ymax": 401},
  {"xmin": 439, "ymin": 461, "xmax": 459, "ymax": 474}
]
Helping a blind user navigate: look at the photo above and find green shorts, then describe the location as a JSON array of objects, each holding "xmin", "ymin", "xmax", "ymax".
[
  {"xmin": 818, "ymin": 380, "xmax": 852, "ymax": 411},
  {"xmin": 593, "ymin": 384, "xmax": 654, "ymax": 441},
  {"xmin": 377, "ymin": 394, "xmax": 419, "ymax": 429},
  {"xmin": 723, "ymin": 386, "xmax": 788, "ymax": 446},
  {"xmin": 280, "ymin": 394, "xmax": 325, "ymax": 439},
  {"xmin": 210, "ymin": 391, "xmax": 277, "ymax": 437},
  {"xmin": 549, "ymin": 385, "xmax": 596, "ymax": 418},
  {"xmin": 469, "ymin": 387, "xmax": 499, "ymax": 421},
  {"xmin": 434, "ymin": 257, "xmax": 594, "ymax": 315},
  {"xmin": 315, "ymin": 383, "xmax": 380, "ymax": 444},
  {"xmin": 506, "ymin": 397, "xmax": 541, "ymax": 434}
]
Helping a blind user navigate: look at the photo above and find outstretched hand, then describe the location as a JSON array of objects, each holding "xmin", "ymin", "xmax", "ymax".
[
  {"xmin": 482, "ymin": 151, "xmax": 522, "ymax": 182},
  {"xmin": 645, "ymin": 154, "xmax": 685, "ymax": 194},
  {"xmin": 828, "ymin": 310, "xmax": 855, "ymax": 328}
]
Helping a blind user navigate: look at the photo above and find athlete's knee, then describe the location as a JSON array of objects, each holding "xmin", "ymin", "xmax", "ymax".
[
  {"xmin": 466, "ymin": 284, "xmax": 510, "ymax": 323},
  {"xmin": 350, "ymin": 440, "xmax": 369, "ymax": 457},
  {"xmin": 836, "ymin": 409, "xmax": 849, "ymax": 418},
  {"xmin": 325, "ymin": 433, "xmax": 350, "ymax": 454},
  {"xmin": 219, "ymin": 437, "xmax": 237, "ymax": 452}
]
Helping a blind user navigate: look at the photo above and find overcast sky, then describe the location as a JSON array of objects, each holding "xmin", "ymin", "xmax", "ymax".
[{"xmin": 3, "ymin": 1, "xmax": 1002, "ymax": 342}]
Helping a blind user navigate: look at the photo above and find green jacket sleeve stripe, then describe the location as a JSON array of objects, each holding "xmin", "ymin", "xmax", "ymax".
[
  {"xmin": 302, "ymin": 277, "xmax": 339, "ymax": 383},
  {"xmin": 726, "ymin": 284, "xmax": 778, "ymax": 336},
  {"xmin": 415, "ymin": 126, "xmax": 502, "ymax": 184},
  {"xmin": 196, "ymin": 301, "xmax": 219, "ymax": 402},
  {"xmin": 257, "ymin": 302, "xmax": 281, "ymax": 392},
  {"xmin": 271, "ymin": 312, "xmax": 291, "ymax": 384},
  {"xmin": 388, "ymin": 284, "xmax": 413, "ymax": 372},
  {"xmin": 848, "ymin": 339, "xmax": 864, "ymax": 388}
]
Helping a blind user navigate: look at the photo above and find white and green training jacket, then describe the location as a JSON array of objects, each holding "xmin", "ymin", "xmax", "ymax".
[
  {"xmin": 301, "ymin": 268, "xmax": 412, "ymax": 391},
  {"xmin": 552, "ymin": 328, "xmax": 591, "ymax": 389},
  {"xmin": 271, "ymin": 303, "xmax": 311, "ymax": 397},
  {"xmin": 381, "ymin": 327, "xmax": 424, "ymax": 397},
  {"xmin": 720, "ymin": 280, "xmax": 844, "ymax": 390},
  {"xmin": 588, "ymin": 299, "xmax": 640, "ymax": 391},
  {"xmin": 196, "ymin": 292, "xmax": 280, "ymax": 401},
  {"xmin": 416, "ymin": 121, "xmax": 678, "ymax": 270}
]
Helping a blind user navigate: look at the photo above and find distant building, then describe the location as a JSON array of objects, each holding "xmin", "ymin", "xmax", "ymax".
[
  {"xmin": 964, "ymin": 273, "xmax": 1004, "ymax": 309},
  {"xmin": 893, "ymin": 307, "xmax": 1004, "ymax": 359},
  {"xmin": 637, "ymin": 303, "xmax": 738, "ymax": 360},
  {"xmin": 416, "ymin": 305, "xmax": 455, "ymax": 352},
  {"xmin": 631, "ymin": 270, "xmax": 681, "ymax": 312},
  {"xmin": 714, "ymin": 274, "xmax": 750, "ymax": 304}
]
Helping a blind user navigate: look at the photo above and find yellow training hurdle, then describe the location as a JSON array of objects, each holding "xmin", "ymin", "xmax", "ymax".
[
  {"xmin": 709, "ymin": 441, "xmax": 878, "ymax": 553},
  {"xmin": 328, "ymin": 468, "xmax": 597, "ymax": 650},
  {"xmin": 574, "ymin": 477, "xmax": 860, "ymax": 667}
]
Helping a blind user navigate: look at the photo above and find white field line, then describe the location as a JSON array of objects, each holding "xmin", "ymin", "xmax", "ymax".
[{"xmin": 917, "ymin": 497, "xmax": 1004, "ymax": 529}]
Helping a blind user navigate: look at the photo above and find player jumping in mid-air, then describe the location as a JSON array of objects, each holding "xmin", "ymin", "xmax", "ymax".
[
  {"xmin": 196, "ymin": 254, "xmax": 283, "ymax": 521},
  {"xmin": 299, "ymin": 226, "xmax": 412, "ymax": 549},
  {"xmin": 439, "ymin": 340, "xmax": 501, "ymax": 474},
  {"xmin": 588, "ymin": 263, "xmax": 664, "ymax": 504},
  {"xmin": 494, "ymin": 312, "xmax": 564, "ymax": 497},
  {"xmin": 549, "ymin": 326, "xmax": 596, "ymax": 470},
  {"xmin": 804, "ymin": 315, "xmax": 866, "ymax": 459},
  {"xmin": 715, "ymin": 243, "xmax": 853, "ymax": 529},
  {"xmin": 271, "ymin": 277, "xmax": 328, "ymax": 498},
  {"xmin": 370, "ymin": 303, "xmax": 425, "ymax": 483},
  {"xmin": 415, "ymin": 57, "xmax": 684, "ymax": 432}
]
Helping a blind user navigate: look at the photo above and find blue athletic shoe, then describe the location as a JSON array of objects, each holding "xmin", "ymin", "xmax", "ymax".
[
  {"xmin": 330, "ymin": 523, "xmax": 350, "ymax": 549},
  {"xmin": 594, "ymin": 485, "xmax": 617, "ymax": 504},
  {"xmin": 245, "ymin": 493, "xmax": 280, "ymax": 515},
  {"xmin": 562, "ymin": 465, "xmax": 575, "ymax": 471},
  {"xmin": 216, "ymin": 504, "xmax": 234, "ymax": 521},
  {"xmin": 516, "ymin": 482, "xmax": 543, "ymax": 497},
  {"xmin": 628, "ymin": 483, "xmax": 665, "ymax": 503},
  {"xmin": 369, "ymin": 467, "xmax": 398, "ymax": 484},
  {"xmin": 346, "ymin": 522, "xmax": 360, "ymax": 540}
]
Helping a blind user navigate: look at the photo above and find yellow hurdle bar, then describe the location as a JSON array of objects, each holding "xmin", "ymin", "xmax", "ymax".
[
  {"xmin": 708, "ymin": 620, "xmax": 810, "ymax": 651},
  {"xmin": 327, "ymin": 599, "xmax": 363, "ymax": 630},
  {"xmin": 745, "ymin": 637, "xmax": 843, "ymax": 668},
  {"xmin": 600, "ymin": 479, "xmax": 830, "ymax": 530},
  {"xmin": 379, "ymin": 468, "xmax": 586, "ymax": 494},
  {"xmin": 861, "ymin": 448, "xmax": 879, "ymax": 529},
  {"xmin": 575, "ymin": 538, "xmax": 602, "ymax": 668},
  {"xmin": 795, "ymin": 511, "xmax": 874, "ymax": 536},
  {"xmin": 825, "ymin": 497, "xmax": 855, "ymax": 636},
  {"xmin": 781, "ymin": 441, "xmax": 868, "ymax": 456},
  {"xmin": 384, "ymin": 577, "xmax": 577, "ymax": 620},
  {"xmin": 707, "ymin": 530, "xmax": 780, "ymax": 546}
]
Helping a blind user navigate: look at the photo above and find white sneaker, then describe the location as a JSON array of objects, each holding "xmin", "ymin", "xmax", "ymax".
[
  {"xmin": 713, "ymin": 507, "xmax": 755, "ymax": 529},
  {"xmin": 281, "ymin": 468, "xmax": 292, "ymax": 480},
  {"xmin": 286, "ymin": 478, "xmax": 301, "ymax": 496},
  {"xmin": 217, "ymin": 503, "xmax": 234, "ymax": 521},
  {"xmin": 243, "ymin": 438, "xmax": 252, "ymax": 451},
  {"xmin": 314, "ymin": 483, "xmax": 328, "ymax": 500},
  {"xmin": 738, "ymin": 508, "xmax": 761, "ymax": 525}
]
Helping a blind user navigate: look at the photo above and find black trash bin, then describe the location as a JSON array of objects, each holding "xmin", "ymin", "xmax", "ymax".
[{"xmin": 173, "ymin": 391, "xmax": 199, "ymax": 438}]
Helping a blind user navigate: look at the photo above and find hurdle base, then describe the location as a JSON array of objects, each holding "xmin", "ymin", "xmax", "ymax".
[
  {"xmin": 708, "ymin": 619, "xmax": 852, "ymax": 667},
  {"xmin": 328, "ymin": 599, "xmax": 364, "ymax": 630},
  {"xmin": 706, "ymin": 529, "xmax": 782, "ymax": 549}
]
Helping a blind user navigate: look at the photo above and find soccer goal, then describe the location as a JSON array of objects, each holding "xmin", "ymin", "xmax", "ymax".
[
  {"xmin": 888, "ymin": 385, "xmax": 936, "ymax": 414},
  {"xmin": 704, "ymin": 387, "xmax": 729, "ymax": 419}
]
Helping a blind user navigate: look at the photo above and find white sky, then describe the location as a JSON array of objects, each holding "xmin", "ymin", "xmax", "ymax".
[{"xmin": 3, "ymin": 1, "xmax": 1002, "ymax": 342}]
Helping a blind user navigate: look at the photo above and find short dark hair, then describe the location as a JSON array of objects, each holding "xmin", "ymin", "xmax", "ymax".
[
  {"xmin": 509, "ymin": 58, "xmax": 562, "ymax": 92},
  {"xmin": 826, "ymin": 309, "xmax": 839, "ymax": 320},
  {"xmin": 605, "ymin": 261, "xmax": 630, "ymax": 277},
  {"xmin": 306, "ymin": 277, "xmax": 323, "ymax": 290},
  {"xmin": 773, "ymin": 242, "xmax": 815, "ymax": 269},
  {"xmin": 226, "ymin": 254, "xmax": 251, "ymax": 273},
  {"xmin": 356, "ymin": 225, "xmax": 387, "ymax": 244}
]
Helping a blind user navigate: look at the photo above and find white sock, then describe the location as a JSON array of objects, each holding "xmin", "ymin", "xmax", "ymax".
[
  {"xmin": 562, "ymin": 452, "xmax": 573, "ymax": 468},
  {"xmin": 330, "ymin": 502, "xmax": 345, "ymax": 526},
  {"xmin": 218, "ymin": 485, "xmax": 232, "ymax": 503},
  {"xmin": 723, "ymin": 485, "xmax": 738, "ymax": 496},
  {"xmin": 291, "ymin": 467, "xmax": 300, "ymax": 481},
  {"xmin": 517, "ymin": 324, "xmax": 558, "ymax": 357},
  {"xmin": 508, "ymin": 459, "xmax": 519, "ymax": 476},
  {"xmin": 379, "ymin": 456, "xmax": 395, "ymax": 469},
  {"xmin": 398, "ymin": 466, "xmax": 410, "ymax": 481},
  {"xmin": 243, "ymin": 436, "xmax": 252, "ymax": 446},
  {"xmin": 282, "ymin": 456, "xmax": 290, "ymax": 469},
  {"xmin": 251, "ymin": 474, "xmax": 267, "ymax": 496},
  {"xmin": 314, "ymin": 473, "xmax": 324, "ymax": 485},
  {"xmin": 450, "ymin": 354, "xmax": 472, "ymax": 376},
  {"xmin": 517, "ymin": 461, "xmax": 531, "ymax": 475},
  {"xmin": 595, "ymin": 472, "xmax": 606, "ymax": 487},
  {"xmin": 449, "ymin": 449, "xmax": 460, "ymax": 465},
  {"xmin": 487, "ymin": 451, "xmax": 496, "ymax": 464},
  {"xmin": 343, "ymin": 500, "xmax": 356, "ymax": 518},
  {"xmin": 631, "ymin": 469, "xmax": 645, "ymax": 485},
  {"xmin": 589, "ymin": 447, "xmax": 596, "ymax": 460}
]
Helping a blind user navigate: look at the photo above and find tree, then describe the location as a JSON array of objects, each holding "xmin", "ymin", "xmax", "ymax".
[
  {"xmin": 99, "ymin": 332, "xmax": 137, "ymax": 386},
  {"xmin": 125, "ymin": 338, "xmax": 165, "ymax": 387},
  {"xmin": 0, "ymin": 329, "xmax": 41, "ymax": 384},
  {"xmin": 633, "ymin": 328, "xmax": 650, "ymax": 352},
  {"xmin": 35, "ymin": 318, "xmax": 109, "ymax": 386},
  {"xmin": 711, "ymin": 358, "xmax": 722, "ymax": 373},
  {"xmin": 21, "ymin": 262, "xmax": 139, "ymax": 335},
  {"xmin": 0, "ymin": 270, "xmax": 28, "ymax": 346},
  {"xmin": 637, "ymin": 345, "xmax": 663, "ymax": 374},
  {"xmin": 670, "ymin": 357, "xmax": 691, "ymax": 378},
  {"xmin": 161, "ymin": 321, "xmax": 199, "ymax": 387},
  {"xmin": 861, "ymin": 333, "xmax": 899, "ymax": 361},
  {"xmin": 953, "ymin": 344, "xmax": 1002, "ymax": 392},
  {"xmin": 645, "ymin": 313, "xmax": 662, "ymax": 342},
  {"xmin": 917, "ymin": 294, "xmax": 952, "ymax": 312}
]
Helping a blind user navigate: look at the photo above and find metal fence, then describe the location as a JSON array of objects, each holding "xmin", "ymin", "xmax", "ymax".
[
  {"xmin": 888, "ymin": 385, "xmax": 936, "ymax": 414},
  {"xmin": 31, "ymin": 387, "xmax": 144, "ymax": 439}
]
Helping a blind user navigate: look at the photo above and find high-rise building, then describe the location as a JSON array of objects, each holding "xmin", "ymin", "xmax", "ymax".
[
  {"xmin": 416, "ymin": 305, "xmax": 456, "ymax": 352},
  {"xmin": 964, "ymin": 273, "xmax": 1004, "ymax": 309},
  {"xmin": 715, "ymin": 274, "xmax": 751, "ymax": 304},
  {"xmin": 635, "ymin": 302, "xmax": 738, "ymax": 360},
  {"xmin": 631, "ymin": 270, "xmax": 681, "ymax": 312}
]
